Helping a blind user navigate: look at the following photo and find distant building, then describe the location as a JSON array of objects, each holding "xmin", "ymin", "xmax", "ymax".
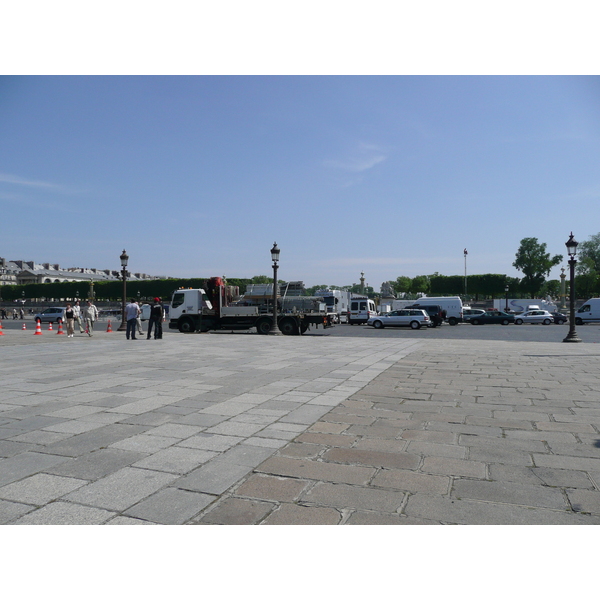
[{"xmin": 1, "ymin": 257, "xmax": 162, "ymax": 285}]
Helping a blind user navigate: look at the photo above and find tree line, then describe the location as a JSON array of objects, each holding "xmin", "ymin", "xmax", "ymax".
[{"xmin": 3, "ymin": 234, "xmax": 600, "ymax": 303}]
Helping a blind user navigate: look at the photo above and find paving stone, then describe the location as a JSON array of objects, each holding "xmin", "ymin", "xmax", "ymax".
[
  {"xmin": 176, "ymin": 433, "xmax": 244, "ymax": 452},
  {"xmin": 345, "ymin": 511, "xmax": 439, "ymax": 525},
  {"xmin": 301, "ymin": 481, "xmax": 406, "ymax": 513},
  {"xmin": 322, "ymin": 447, "xmax": 420, "ymax": 470},
  {"xmin": 0, "ymin": 451, "xmax": 71, "ymax": 487},
  {"xmin": 566, "ymin": 489, "xmax": 600, "ymax": 515},
  {"xmin": 452, "ymin": 479, "xmax": 568, "ymax": 510},
  {"xmin": 372, "ymin": 469, "xmax": 450, "ymax": 495},
  {"xmin": 262, "ymin": 503, "xmax": 342, "ymax": 524},
  {"xmin": 11, "ymin": 501, "xmax": 116, "ymax": 525},
  {"xmin": 403, "ymin": 493, "xmax": 600, "ymax": 525},
  {"xmin": 197, "ymin": 497, "xmax": 275, "ymax": 524},
  {"xmin": 421, "ymin": 456, "xmax": 487, "ymax": 479},
  {"xmin": 234, "ymin": 474, "xmax": 310, "ymax": 502},
  {"xmin": 176, "ymin": 461, "xmax": 252, "ymax": 495},
  {"xmin": 256, "ymin": 456, "xmax": 376, "ymax": 485},
  {"xmin": 533, "ymin": 467, "xmax": 596, "ymax": 489},
  {"xmin": 109, "ymin": 433, "xmax": 176, "ymax": 453},
  {"xmin": 64, "ymin": 467, "xmax": 177, "ymax": 511},
  {"xmin": 295, "ymin": 432, "xmax": 357, "ymax": 447},
  {"xmin": 132, "ymin": 447, "xmax": 217, "ymax": 474},
  {"xmin": 124, "ymin": 487, "xmax": 215, "ymax": 524},
  {"xmin": 0, "ymin": 499, "xmax": 35, "ymax": 524},
  {"xmin": 0, "ymin": 473, "xmax": 88, "ymax": 505}
]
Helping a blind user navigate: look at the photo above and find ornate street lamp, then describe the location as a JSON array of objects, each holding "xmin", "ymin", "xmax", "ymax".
[
  {"xmin": 270, "ymin": 242, "xmax": 282, "ymax": 335},
  {"xmin": 563, "ymin": 233, "xmax": 581, "ymax": 343},
  {"xmin": 117, "ymin": 249, "xmax": 129, "ymax": 332}
]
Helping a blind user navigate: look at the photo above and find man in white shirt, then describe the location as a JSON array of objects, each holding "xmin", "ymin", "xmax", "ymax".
[
  {"xmin": 83, "ymin": 300, "xmax": 99, "ymax": 336},
  {"xmin": 125, "ymin": 298, "xmax": 140, "ymax": 340}
]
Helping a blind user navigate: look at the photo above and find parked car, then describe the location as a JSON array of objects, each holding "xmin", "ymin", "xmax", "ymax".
[
  {"xmin": 514, "ymin": 310, "xmax": 554, "ymax": 325},
  {"xmin": 470, "ymin": 310, "xmax": 515, "ymax": 325},
  {"xmin": 462, "ymin": 308, "xmax": 485, "ymax": 322},
  {"xmin": 550, "ymin": 311, "xmax": 568, "ymax": 325},
  {"xmin": 368, "ymin": 309, "xmax": 431, "ymax": 330},
  {"xmin": 34, "ymin": 307, "xmax": 66, "ymax": 323},
  {"xmin": 405, "ymin": 304, "xmax": 444, "ymax": 327}
]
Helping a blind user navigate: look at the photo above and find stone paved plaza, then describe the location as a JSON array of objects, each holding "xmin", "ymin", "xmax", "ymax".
[{"xmin": 1, "ymin": 327, "xmax": 600, "ymax": 524}]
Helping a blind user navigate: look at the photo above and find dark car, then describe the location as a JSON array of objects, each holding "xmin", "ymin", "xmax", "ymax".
[
  {"xmin": 470, "ymin": 310, "xmax": 515, "ymax": 325},
  {"xmin": 405, "ymin": 304, "xmax": 444, "ymax": 327},
  {"xmin": 550, "ymin": 311, "xmax": 568, "ymax": 325}
]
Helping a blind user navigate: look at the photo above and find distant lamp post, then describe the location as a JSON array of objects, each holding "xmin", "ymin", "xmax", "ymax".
[
  {"xmin": 117, "ymin": 249, "xmax": 129, "ymax": 332},
  {"xmin": 563, "ymin": 233, "xmax": 581, "ymax": 343},
  {"xmin": 270, "ymin": 242, "xmax": 282, "ymax": 335},
  {"xmin": 505, "ymin": 284, "xmax": 509, "ymax": 312},
  {"xmin": 559, "ymin": 267, "xmax": 567, "ymax": 310}
]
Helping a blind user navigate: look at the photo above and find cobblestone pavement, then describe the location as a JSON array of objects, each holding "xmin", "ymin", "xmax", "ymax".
[{"xmin": 2, "ymin": 329, "xmax": 600, "ymax": 524}]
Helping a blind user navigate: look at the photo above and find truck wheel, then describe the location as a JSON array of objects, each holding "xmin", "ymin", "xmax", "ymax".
[
  {"xmin": 448, "ymin": 317, "xmax": 457, "ymax": 326},
  {"xmin": 256, "ymin": 318, "xmax": 272, "ymax": 335},
  {"xmin": 178, "ymin": 318, "xmax": 196, "ymax": 333},
  {"xmin": 575, "ymin": 317, "xmax": 583, "ymax": 326},
  {"xmin": 300, "ymin": 323, "xmax": 309, "ymax": 334},
  {"xmin": 279, "ymin": 318, "xmax": 298, "ymax": 336}
]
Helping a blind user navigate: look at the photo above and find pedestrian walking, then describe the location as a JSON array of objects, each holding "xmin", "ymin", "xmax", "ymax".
[
  {"xmin": 73, "ymin": 300, "xmax": 84, "ymax": 334},
  {"xmin": 65, "ymin": 303, "xmax": 75, "ymax": 337},
  {"xmin": 83, "ymin": 300, "xmax": 99, "ymax": 336},
  {"xmin": 147, "ymin": 297, "xmax": 165, "ymax": 339},
  {"xmin": 125, "ymin": 298, "xmax": 140, "ymax": 340},
  {"xmin": 136, "ymin": 307, "xmax": 144, "ymax": 337}
]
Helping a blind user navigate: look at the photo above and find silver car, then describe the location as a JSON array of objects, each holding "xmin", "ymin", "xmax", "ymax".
[
  {"xmin": 34, "ymin": 307, "xmax": 66, "ymax": 323},
  {"xmin": 514, "ymin": 310, "xmax": 554, "ymax": 325},
  {"xmin": 368, "ymin": 309, "xmax": 430, "ymax": 330}
]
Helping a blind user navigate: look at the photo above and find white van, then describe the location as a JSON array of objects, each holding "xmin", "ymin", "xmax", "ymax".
[
  {"xmin": 575, "ymin": 298, "xmax": 600, "ymax": 325},
  {"xmin": 349, "ymin": 296, "xmax": 377, "ymax": 324},
  {"xmin": 411, "ymin": 296, "xmax": 464, "ymax": 326}
]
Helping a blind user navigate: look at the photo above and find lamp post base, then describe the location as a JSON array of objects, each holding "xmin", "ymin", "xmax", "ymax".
[
  {"xmin": 562, "ymin": 330, "xmax": 582, "ymax": 343},
  {"xmin": 117, "ymin": 320, "xmax": 127, "ymax": 332}
]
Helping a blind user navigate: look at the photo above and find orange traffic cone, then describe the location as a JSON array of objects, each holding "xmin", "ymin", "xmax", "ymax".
[
  {"xmin": 0, "ymin": 321, "xmax": 4, "ymax": 336},
  {"xmin": 34, "ymin": 320, "xmax": 43, "ymax": 335},
  {"xmin": 22, "ymin": 322, "xmax": 26, "ymax": 330},
  {"xmin": 56, "ymin": 320, "xmax": 65, "ymax": 335},
  {"xmin": 48, "ymin": 322, "xmax": 53, "ymax": 331},
  {"xmin": 106, "ymin": 319, "xmax": 112, "ymax": 333}
]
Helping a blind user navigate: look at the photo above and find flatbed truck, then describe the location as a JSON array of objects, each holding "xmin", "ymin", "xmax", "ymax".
[{"xmin": 168, "ymin": 278, "xmax": 334, "ymax": 335}]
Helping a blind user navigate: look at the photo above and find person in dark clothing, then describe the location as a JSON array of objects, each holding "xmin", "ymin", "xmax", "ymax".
[{"xmin": 147, "ymin": 297, "xmax": 164, "ymax": 339}]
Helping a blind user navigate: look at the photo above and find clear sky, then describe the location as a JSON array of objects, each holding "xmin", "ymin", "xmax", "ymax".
[{"xmin": 2, "ymin": 8, "xmax": 600, "ymax": 291}]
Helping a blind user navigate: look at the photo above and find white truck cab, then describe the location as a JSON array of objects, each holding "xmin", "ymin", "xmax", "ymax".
[
  {"xmin": 576, "ymin": 298, "xmax": 600, "ymax": 325},
  {"xmin": 170, "ymin": 289, "xmax": 212, "ymax": 322}
]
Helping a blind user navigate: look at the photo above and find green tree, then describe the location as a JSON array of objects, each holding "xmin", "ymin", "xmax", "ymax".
[
  {"xmin": 392, "ymin": 276, "xmax": 411, "ymax": 296},
  {"xmin": 575, "ymin": 257, "xmax": 600, "ymax": 298},
  {"xmin": 513, "ymin": 237, "xmax": 562, "ymax": 296},
  {"xmin": 577, "ymin": 233, "xmax": 600, "ymax": 276},
  {"xmin": 410, "ymin": 275, "xmax": 430, "ymax": 295}
]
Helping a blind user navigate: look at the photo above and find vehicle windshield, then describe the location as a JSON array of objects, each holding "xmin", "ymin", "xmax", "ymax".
[{"xmin": 172, "ymin": 293, "xmax": 185, "ymax": 309}]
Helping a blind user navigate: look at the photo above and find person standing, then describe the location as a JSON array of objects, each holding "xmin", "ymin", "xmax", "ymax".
[
  {"xmin": 65, "ymin": 303, "xmax": 75, "ymax": 337},
  {"xmin": 125, "ymin": 298, "xmax": 140, "ymax": 340},
  {"xmin": 83, "ymin": 300, "xmax": 99, "ymax": 336},
  {"xmin": 73, "ymin": 300, "xmax": 84, "ymax": 334},
  {"xmin": 147, "ymin": 297, "xmax": 164, "ymax": 339}
]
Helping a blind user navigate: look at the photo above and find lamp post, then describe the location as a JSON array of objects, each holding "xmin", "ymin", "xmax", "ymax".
[
  {"xmin": 270, "ymin": 242, "xmax": 282, "ymax": 335},
  {"xmin": 505, "ymin": 284, "xmax": 509, "ymax": 312},
  {"xmin": 563, "ymin": 233, "xmax": 581, "ymax": 343},
  {"xmin": 117, "ymin": 249, "xmax": 129, "ymax": 332}
]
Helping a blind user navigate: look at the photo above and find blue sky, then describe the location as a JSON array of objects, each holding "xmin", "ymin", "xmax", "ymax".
[{"xmin": 2, "ymin": 75, "xmax": 599, "ymax": 288}]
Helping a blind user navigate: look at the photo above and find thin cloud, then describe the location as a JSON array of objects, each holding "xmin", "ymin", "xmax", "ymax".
[
  {"xmin": 0, "ymin": 172, "xmax": 62, "ymax": 189},
  {"xmin": 323, "ymin": 143, "xmax": 387, "ymax": 173}
]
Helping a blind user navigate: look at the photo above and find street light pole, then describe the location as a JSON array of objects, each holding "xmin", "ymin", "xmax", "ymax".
[
  {"xmin": 505, "ymin": 284, "xmax": 509, "ymax": 312},
  {"xmin": 563, "ymin": 233, "xmax": 581, "ymax": 343},
  {"xmin": 270, "ymin": 242, "xmax": 282, "ymax": 336},
  {"xmin": 117, "ymin": 250, "xmax": 129, "ymax": 332}
]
